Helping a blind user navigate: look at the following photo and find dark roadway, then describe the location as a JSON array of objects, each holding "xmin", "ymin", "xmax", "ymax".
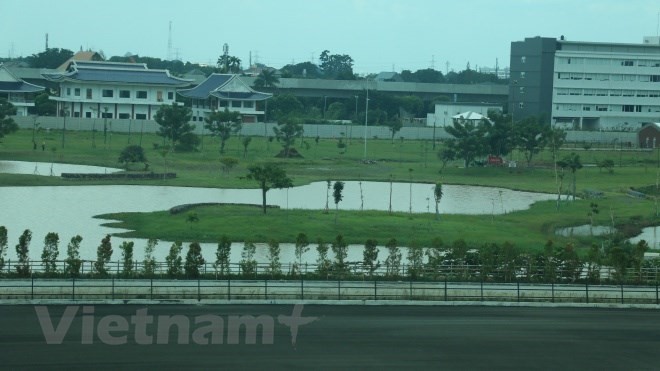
[{"xmin": 0, "ymin": 304, "xmax": 659, "ymax": 370}]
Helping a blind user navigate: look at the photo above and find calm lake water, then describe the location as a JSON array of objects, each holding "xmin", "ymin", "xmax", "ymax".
[
  {"xmin": 0, "ymin": 160, "xmax": 121, "ymax": 176},
  {"xmin": 0, "ymin": 161, "xmax": 557, "ymax": 263}
]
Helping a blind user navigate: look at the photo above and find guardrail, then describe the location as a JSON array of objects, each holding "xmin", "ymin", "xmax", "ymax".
[{"xmin": 1, "ymin": 278, "xmax": 658, "ymax": 304}]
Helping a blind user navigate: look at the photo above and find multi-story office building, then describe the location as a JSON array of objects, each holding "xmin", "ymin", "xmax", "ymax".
[
  {"xmin": 43, "ymin": 61, "xmax": 192, "ymax": 120},
  {"xmin": 510, "ymin": 36, "xmax": 660, "ymax": 131}
]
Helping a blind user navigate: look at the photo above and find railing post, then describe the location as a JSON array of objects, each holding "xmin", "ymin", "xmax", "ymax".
[
  {"xmin": 444, "ymin": 276, "xmax": 447, "ymax": 301},
  {"xmin": 300, "ymin": 276, "xmax": 304, "ymax": 300},
  {"xmin": 585, "ymin": 282, "xmax": 589, "ymax": 304},
  {"xmin": 197, "ymin": 279, "xmax": 201, "ymax": 301},
  {"xmin": 265, "ymin": 279, "xmax": 268, "ymax": 300},
  {"xmin": 374, "ymin": 280, "xmax": 377, "ymax": 300},
  {"xmin": 337, "ymin": 279, "xmax": 341, "ymax": 300},
  {"xmin": 621, "ymin": 283, "xmax": 624, "ymax": 304},
  {"xmin": 72, "ymin": 278, "xmax": 75, "ymax": 300},
  {"xmin": 656, "ymin": 282, "xmax": 659, "ymax": 305},
  {"xmin": 409, "ymin": 280, "xmax": 413, "ymax": 300},
  {"xmin": 112, "ymin": 277, "xmax": 115, "ymax": 300},
  {"xmin": 551, "ymin": 282, "xmax": 555, "ymax": 303},
  {"xmin": 517, "ymin": 282, "xmax": 520, "ymax": 302},
  {"xmin": 31, "ymin": 276, "xmax": 34, "ymax": 300},
  {"xmin": 480, "ymin": 280, "xmax": 484, "ymax": 301},
  {"xmin": 150, "ymin": 278, "xmax": 153, "ymax": 300},
  {"xmin": 228, "ymin": 277, "xmax": 231, "ymax": 300}
]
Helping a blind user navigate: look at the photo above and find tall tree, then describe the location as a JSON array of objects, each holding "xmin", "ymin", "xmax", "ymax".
[
  {"xmin": 0, "ymin": 226, "xmax": 7, "ymax": 272},
  {"xmin": 331, "ymin": 234, "xmax": 349, "ymax": 274},
  {"xmin": 184, "ymin": 242, "xmax": 205, "ymax": 278},
  {"xmin": 153, "ymin": 103, "xmax": 194, "ymax": 149},
  {"xmin": 205, "ymin": 108, "xmax": 242, "ymax": 154},
  {"xmin": 363, "ymin": 239, "xmax": 380, "ymax": 277},
  {"xmin": 94, "ymin": 235, "xmax": 113, "ymax": 276},
  {"xmin": 316, "ymin": 238, "xmax": 331, "ymax": 276},
  {"xmin": 26, "ymin": 48, "xmax": 74, "ymax": 68},
  {"xmin": 253, "ymin": 69, "xmax": 280, "ymax": 89},
  {"xmin": 34, "ymin": 92, "xmax": 56, "ymax": 116},
  {"xmin": 445, "ymin": 119, "xmax": 487, "ymax": 168},
  {"xmin": 433, "ymin": 182, "xmax": 443, "ymax": 220},
  {"xmin": 482, "ymin": 111, "xmax": 515, "ymax": 157},
  {"xmin": 15, "ymin": 229, "xmax": 31, "ymax": 277},
  {"xmin": 143, "ymin": 238, "xmax": 157, "ymax": 277},
  {"xmin": 217, "ymin": 54, "xmax": 242, "ymax": 73},
  {"xmin": 65, "ymin": 235, "xmax": 82, "ymax": 277},
  {"xmin": 267, "ymin": 239, "xmax": 282, "ymax": 276},
  {"xmin": 384, "ymin": 238, "xmax": 401, "ymax": 277},
  {"xmin": 319, "ymin": 50, "xmax": 355, "ymax": 79},
  {"xmin": 214, "ymin": 235, "xmax": 231, "ymax": 276},
  {"xmin": 557, "ymin": 152, "xmax": 582, "ymax": 201},
  {"xmin": 240, "ymin": 240, "xmax": 257, "ymax": 276},
  {"xmin": 407, "ymin": 240, "xmax": 425, "ymax": 278},
  {"xmin": 333, "ymin": 181, "xmax": 344, "ymax": 224},
  {"xmin": 273, "ymin": 118, "xmax": 304, "ymax": 157},
  {"xmin": 41, "ymin": 232, "xmax": 59, "ymax": 275},
  {"xmin": 165, "ymin": 241, "xmax": 183, "ymax": 277},
  {"xmin": 0, "ymin": 99, "xmax": 18, "ymax": 139},
  {"xmin": 119, "ymin": 241, "xmax": 134, "ymax": 277},
  {"xmin": 515, "ymin": 116, "xmax": 547, "ymax": 167},
  {"xmin": 294, "ymin": 233, "xmax": 310, "ymax": 275},
  {"xmin": 246, "ymin": 163, "xmax": 293, "ymax": 214}
]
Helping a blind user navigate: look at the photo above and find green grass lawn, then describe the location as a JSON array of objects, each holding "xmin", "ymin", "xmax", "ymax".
[{"xmin": 3, "ymin": 128, "xmax": 660, "ymax": 252}]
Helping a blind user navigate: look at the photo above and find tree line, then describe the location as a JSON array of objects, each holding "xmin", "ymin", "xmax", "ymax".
[{"xmin": 1, "ymin": 226, "xmax": 655, "ymax": 284}]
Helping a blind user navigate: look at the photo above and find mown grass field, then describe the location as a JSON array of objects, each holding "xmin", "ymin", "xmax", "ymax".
[{"xmin": 2, "ymin": 128, "xmax": 660, "ymax": 252}]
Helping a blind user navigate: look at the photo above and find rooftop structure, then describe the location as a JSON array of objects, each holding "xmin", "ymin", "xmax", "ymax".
[{"xmin": 0, "ymin": 64, "xmax": 45, "ymax": 116}]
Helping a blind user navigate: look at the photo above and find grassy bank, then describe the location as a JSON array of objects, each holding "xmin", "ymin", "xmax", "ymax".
[{"xmin": 4, "ymin": 128, "xmax": 660, "ymax": 251}]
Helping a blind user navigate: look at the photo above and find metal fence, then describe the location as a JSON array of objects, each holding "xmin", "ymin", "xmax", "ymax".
[
  {"xmin": 1, "ymin": 278, "xmax": 659, "ymax": 304},
  {"xmin": 3, "ymin": 260, "xmax": 660, "ymax": 285}
]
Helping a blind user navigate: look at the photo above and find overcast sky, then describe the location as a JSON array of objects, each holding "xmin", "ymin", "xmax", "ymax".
[{"xmin": 1, "ymin": 0, "xmax": 659, "ymax": 74}]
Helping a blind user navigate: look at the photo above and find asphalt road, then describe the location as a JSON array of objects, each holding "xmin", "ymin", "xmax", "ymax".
[{"xmin": 0, "ymin": 304, "xmax": 659, "ymax": 370}]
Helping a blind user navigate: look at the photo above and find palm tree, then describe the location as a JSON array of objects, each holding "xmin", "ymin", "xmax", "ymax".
[
  {"xmin": 253, "ymin": 69, "xmax": 279, "ymax": 89},
  {"xmin": 434, "ymin": 182, "xmax": 443, "ymax": 220},
  {"xmin": 217, "ymin": 55, "xmax": 242, "ymax": 73}
]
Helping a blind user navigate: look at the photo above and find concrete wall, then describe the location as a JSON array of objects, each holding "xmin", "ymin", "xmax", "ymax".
[{"xmin": 12, "ymin": 116, "xmax": 639, "ymax": 144}]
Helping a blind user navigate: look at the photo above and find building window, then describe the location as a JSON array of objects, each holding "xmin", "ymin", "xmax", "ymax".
[
  {"xmin": 118, "ymin": 113, "xmax": 131, "ymax": 119},
  {"xmin": 636, "ymin": 105, "xmax": 642, "ymax": 112},
  {"xmin": 597, "ymin": 106, "xmax": 608, "ymax": 111},
  {"xmin": 651, "ymin": 75, "xmax": 660, "ymax": 82},
  {"xmin": 520, "ymin": 56, "xmax": 526, "ymax": 64},
  {"xmin": 520, "ymin": 72, "xmax": 526, "ymax": 79},
  {"xmin": 101, "ymin": 112, "xmax": 113, "ymax": 119},
  {"xmin": 192, "ymin": 116, "xmax": 197, "ymax": 122},
  {"xmin": 622, "ymin": 105, "xmax": 634, "ymax": 112},
  {"xmin": 66, "ymin": 88, "xmax": 71, "ymax": 96},
  {"xmin": 119, "ymin": 90, "xmax": 130, "ymax": 98},
  {"xmin": 74, "ymin": 88, "xmax": 80, "ymax": 96},
  {"xmin": 219, "ymin": 100, "xmax": 228, "ymax": 107},
  {"xmin": 136, "ymin": 91, "xmax": 147, "ymax": 99},
  {"xmin": 135, "ymin": 113, "xmax": 147, "ymax": 120},
  {"xmin": 231, "ymin": 101, "xmax": 241, "ymax": 108},
  {"xmin": 621, "ymin": 60, "xmax": 634, "ymax": 66},
  {"xmin": 243, "ymin": 101, "xmax": 254, "ymax": 108},
  {"xmin": 622, "ymin": 90, "xmax": 634, "ymax": 97},
  {"xmin": 102, "ymin": 89, "xmax": 114, "ymax": 98},
  {"xmin": 73, "ymin": 111, "xmax": 80, "ymax": 117},
  {"xmin": 518, "ymin": 102, "xmax": 524, "ymax": 109},
  {"xmin": 157, "ymin": 91, "xmax": 163, "ymax": 102},
  {"xmin": 85, "ymin": 112, "xmax": 92, "ymax": 118},
  {"xmin": 86, "ymin": 89, "xmax": 93, "ymax": 99},
  {"xmin": 168, "ymin": 92, "xmax": 174, "ymax": 100}
]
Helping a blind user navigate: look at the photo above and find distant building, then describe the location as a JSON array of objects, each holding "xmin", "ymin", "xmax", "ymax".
[
  {"xmin": 510, "ymin": 36, "xmax": 660, "ymax": 130},
  {"xmin": 426, "ymin": 102, "xmax": 502, "ymax": 127},
  {"xmin": 638, "ymin": 123, "xmax": 660, "ymax": 148},
  {"xmin": 374, "ymin": 72, "xmax": 402, "ymax": 82},
  {"xmin": 57, "ymin": 50, "xmax": 105, "ymax": 71},
  {"xmin": 0, "ymin": 64, "xmax": 45, "ymax": 116},
  {"xmin": 177, "ymin": 74, "xmax": 272, "ymax": 123},
  {"xmin": 43, "ymin": 60, "xmax": 192, "ymax": 120}
]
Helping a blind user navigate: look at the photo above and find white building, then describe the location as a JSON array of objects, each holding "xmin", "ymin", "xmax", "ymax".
[
  {"xmin": 511, "ymin": 36, "xmax": 660, "ymax": 131},
  {"xmin": 43, "ymin": 61, "xmax": 192, "ymax": 120},
  {"xmin": 426, "ymin": 102, "xmax": 502, "ymax": 127},
  {"xmin": 0, "ymin": 64, "xmax": 44, "ymax": 116},
  {"xmin": 177, "ymin": 74, "xmax": 272, "ymax": 123}
]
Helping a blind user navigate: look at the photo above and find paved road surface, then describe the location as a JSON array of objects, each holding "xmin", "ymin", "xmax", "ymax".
[{"xmin": 0, "ymin": 304, "xmax": 658, "ymax": 370}]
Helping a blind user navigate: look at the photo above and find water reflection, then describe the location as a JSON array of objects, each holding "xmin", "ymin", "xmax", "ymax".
[
  {"xmin": 0, "ymin": 181, "xmax": 554, "ymax": 262},
  {"xmin": 0, "ymin": 160, "xmax": 121, "ymax": 177}
]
